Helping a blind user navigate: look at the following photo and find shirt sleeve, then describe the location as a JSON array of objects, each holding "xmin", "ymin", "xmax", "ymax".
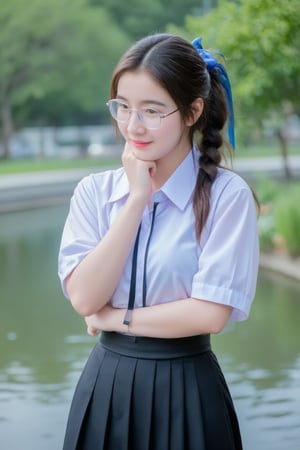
[
  {"xmin": 58, "ymin": 175, "xmax": 102, "ymax": 298},
  {"xmin": 191, "ymin": 176, "xmax": 259, "ymax": 321}
]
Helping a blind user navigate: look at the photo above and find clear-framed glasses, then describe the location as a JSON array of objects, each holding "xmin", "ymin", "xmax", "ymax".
[{"xmin": 106, "ymin": 99, "xmax": 179, "ymax": 130}]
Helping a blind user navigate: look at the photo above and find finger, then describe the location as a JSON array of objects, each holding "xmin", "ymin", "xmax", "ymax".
[
  {"xmin": 149, "ymin": 162, "xmax": 157, "ymax": 177},
  {"xmin": 122, "ymin": 141, "xmax": 134, "ymax": 157},
  {"xmin": 87, "ymin": 326, "xmax": 100, "ymax": 336}
]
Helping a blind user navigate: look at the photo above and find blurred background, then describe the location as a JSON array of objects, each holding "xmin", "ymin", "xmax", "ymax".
[
  {"xmin": 0, "ymin": 0, "xmax": 300, "ymax": 449},
  {"xmin": 0, "ymin": 0, "xmax": 299, "ymax": 163}
]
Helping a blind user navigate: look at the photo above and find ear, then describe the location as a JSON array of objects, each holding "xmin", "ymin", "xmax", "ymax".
[{"xmin": 185, "ymin": 98, "xmax": 204, "ymax": 126}]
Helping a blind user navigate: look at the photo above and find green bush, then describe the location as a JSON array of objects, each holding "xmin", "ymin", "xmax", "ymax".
[
  {"xmin": 258, "ymin": 214, "xmax": 276, "ymax": 252},
  {"xmin": 254, "ymin": 175, "xmax": 281, "ymax": 204},
  {"xmin": 274, "ymin": 184, "xmax": 300, "ymax": 257},
  {"xmin": 255, "ymin": 178, "xmax": 300, "ymax": 256},
  {"xmin": 255, "ymin": 177, "xmax": 279, "ymax": 253}
]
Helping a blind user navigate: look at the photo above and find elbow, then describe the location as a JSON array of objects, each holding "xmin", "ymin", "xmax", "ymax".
[
  {"xmin": 68, "ymin": 288, "xmax": 110, "ymax": 316},
  {"xmin": 210, "ymin": 306, "xmax": 232, "ymax": 334},
  {"xmin": 66, "ymin": 275, "xmax": 99, "ymax": 316},
  {"xmin": 68, "ymin": 289, "xmax": 101, "ymax": 316},
  {"xmin": 190, "ymin": 299, "xmax": 232, "ymax": 335},
  {"xmin": 206, "ymin": 304, "xmax": 233, "ymax": 335},
  {"xmin": 70, "ymin": 294, "xmax": 95, "ymax": 316},
  {"xmin": 210, "ymin": 320, "xmax": 227, "ymax": 335}
]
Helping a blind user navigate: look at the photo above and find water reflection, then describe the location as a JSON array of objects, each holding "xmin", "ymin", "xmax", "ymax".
[
  {"xmin": 0, "ymin": 206, "xmax": 299, "ymax": 449},
  {"xmin": 213, "ymin": 270, "xmax": 300, "ymax": 449}
]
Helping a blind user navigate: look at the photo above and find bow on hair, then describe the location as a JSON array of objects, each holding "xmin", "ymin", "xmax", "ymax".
[{"xmin": 192, "ymin": 37, "xmax": 235, "ymax": 149}]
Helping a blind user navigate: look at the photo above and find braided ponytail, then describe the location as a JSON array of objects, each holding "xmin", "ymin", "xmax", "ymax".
[{"xmin": 193, "ymin": 69, "xmax": 230, "ymax": 240}]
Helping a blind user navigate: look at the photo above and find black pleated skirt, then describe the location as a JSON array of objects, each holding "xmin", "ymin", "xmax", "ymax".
[{"xmin": 62, "ymin": 332, "xmax": 242, "ymax": 450}]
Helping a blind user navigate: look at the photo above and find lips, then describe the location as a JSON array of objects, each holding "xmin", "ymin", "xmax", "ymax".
[{"xmin": 131, "ymin": 140, "xmax": 152, "ymax": 149}]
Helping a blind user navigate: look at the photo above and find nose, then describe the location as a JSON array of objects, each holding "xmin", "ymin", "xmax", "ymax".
[{"xmin": 126, "ymin": 110, "xmax": 145, "ymax": 132}]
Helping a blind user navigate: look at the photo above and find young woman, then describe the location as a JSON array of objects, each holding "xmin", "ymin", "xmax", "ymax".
[{"xmin": 58, "ymin": 33, "xmax": 259, "ymax": 450}]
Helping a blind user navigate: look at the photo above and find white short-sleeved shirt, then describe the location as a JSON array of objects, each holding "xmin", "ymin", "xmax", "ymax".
[{"xmin": 58, "ymin": 149, "xmax": 259, "ymax": 321}]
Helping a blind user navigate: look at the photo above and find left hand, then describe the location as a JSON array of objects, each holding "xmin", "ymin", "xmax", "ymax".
[{"xmin": 84, "ymin": 305, "xmax": 123, "ymax": 336}]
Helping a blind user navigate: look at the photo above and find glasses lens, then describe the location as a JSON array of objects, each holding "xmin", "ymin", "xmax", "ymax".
[
  {"xmin": 107, "ymin": 100, "xmax": 161, "ymax": 129},
  {"xmin": 142, "ymin": 109, "xmax": 161, "ymax": 129},
  {"xmin": 109, "ymin": 100, "xmax": 129, "ymax": 123}
]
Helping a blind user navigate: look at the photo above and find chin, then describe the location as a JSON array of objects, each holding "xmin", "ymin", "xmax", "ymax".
[{"xmin": 133, "ymin": 151, "xmax": 155, "ymax": 161}]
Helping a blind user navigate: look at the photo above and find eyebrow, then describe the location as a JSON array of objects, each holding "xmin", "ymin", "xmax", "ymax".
[{"xmin": 116, "ymin": 95, "xmax": 167, "ymax": 108}]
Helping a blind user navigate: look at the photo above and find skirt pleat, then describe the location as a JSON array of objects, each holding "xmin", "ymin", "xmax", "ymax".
[
  {"xmin": 62, "ymin": 344, "xmax": 108, "ymax": 450},
  {"xmin": 62, "ymin": 333, "xmax": 242, "ymax": 450},
  {"xmin": 90, "ymin": 351, "xmax": 119, "ymax": 448},
  {"xmin": 183, "ymin": 358, "xmax": 206, "ymax": 449},
  {"xmin": 170, "ymin": 359, "xmax": 185, "ymax": 450},
  {"xmin": 105, "ymin": 356, "xmax": 137, "ymax": 450},
  {"xmin": 130, "ymin": 359, "xmax": 156, "ymax": 450},
  {"xmin": 194, "ymin": 353, "xmax": 242, "ymax": 449},
  {"xmin": 150, "ymin": 360, "xmax": 171, "ymax": 450}
]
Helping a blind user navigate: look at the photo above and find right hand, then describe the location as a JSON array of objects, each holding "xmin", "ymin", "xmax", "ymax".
[{"xmin": 122, "ymin": 142, "xmax": 156, "ymax": 202}]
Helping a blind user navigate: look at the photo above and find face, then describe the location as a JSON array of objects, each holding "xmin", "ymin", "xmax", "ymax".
[{"xmin": 115, "ymin": 70, "xmax": 193, "ymax": 164}]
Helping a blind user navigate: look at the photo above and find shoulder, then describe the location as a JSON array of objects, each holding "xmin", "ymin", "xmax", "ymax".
[
  {"xmin": 78, "ymin": 166, "xmax": 125, "ymax": 191},
  {"xmin": 212, "ymin": 167, "xmax": 254, "ymax": 204},
  {"xmin": 205, "ymin": 167, "xmax": 258, "ymax": 232},
  {"xmin": 73, "ymin": 166, "xmax": 127, "ymax": 203},
  {"xmin": 215, "ymin": 167, "xmax": 251, "ymax": 191}
]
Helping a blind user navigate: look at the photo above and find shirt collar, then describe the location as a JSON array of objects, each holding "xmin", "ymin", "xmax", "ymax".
[
  {"xmin": 160, "ymin": 149, "xmax": 197, "ymax": 210},
  {"xmin": 109, "ymin": 149, "xmax": 198, "ymax": 210}
]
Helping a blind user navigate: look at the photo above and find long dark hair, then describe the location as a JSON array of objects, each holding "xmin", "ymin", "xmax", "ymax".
[{"xmin": 110, "ymin": 34, "xmax": 235, "ymax": 240}]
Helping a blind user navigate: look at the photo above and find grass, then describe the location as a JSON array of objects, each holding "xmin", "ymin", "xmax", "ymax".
[
  {"xmin": 0, "ymin": 142, "xmax": 299, "ymax": 174},
  {"xmin": 0, "ymin": 157, "xmax": 121, "ymax": 175}
]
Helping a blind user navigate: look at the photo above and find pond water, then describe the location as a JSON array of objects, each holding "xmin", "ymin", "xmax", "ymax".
[{"xmin": 0, "ymin": 205, "xmax": 299, "ymax": 450}]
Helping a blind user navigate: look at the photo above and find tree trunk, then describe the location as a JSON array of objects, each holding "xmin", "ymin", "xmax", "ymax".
[
  {"xmin": 275, "ymin": 129, "xmax": 292, "ymax": 180},
  {"xmin": 0, "ymin": 100, "xmax": 14, "ymax": 160}
]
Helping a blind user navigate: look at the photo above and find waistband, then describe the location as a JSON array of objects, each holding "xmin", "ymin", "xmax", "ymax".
[{"xmin": 100, "ymin": 331, "xmax": 211, "ymax": 360}]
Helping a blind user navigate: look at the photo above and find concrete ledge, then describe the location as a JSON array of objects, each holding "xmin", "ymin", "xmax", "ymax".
[
  {"xmin": 0, "ymin": 168, "xmax": 96, "ymax": 214},
  {"xmin": 260, "ymin": 253, "xmax": 300, "ymax": 282}
]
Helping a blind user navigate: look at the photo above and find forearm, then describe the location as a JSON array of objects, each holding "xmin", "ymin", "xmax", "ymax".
[
  {"xmin": 67, "ymin": 193, "xmax": 146, "ymax": 316},
  {"xmin": 89, "ymin": 299, "xmax": 233, "ymax": 338},
  {"xmin": 126, "ymin": 299, "xmax": 232, "ymax": 337}
]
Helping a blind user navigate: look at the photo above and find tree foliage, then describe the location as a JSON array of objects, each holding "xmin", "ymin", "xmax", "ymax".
[
  {"xmin": 181, "ymin": 0, "xmax": 300, "ymax": 131},
  {"xmin": 166, "ymin": 0, "xmax": 300, "ymax": 178},
  {"xmin": 90, "ymin": 0, "xmax": 202, "ymax": 40},
  {"xmin": 0, "ymin": 0, "xmax": 131, "ymax": 157},
  {"xmin": 22, "ymin": 4, "xmax": 132, "ymax": 126},
  {"xmin": 1, "ymin": 0, "xmax": 208, "ymax": 158}
]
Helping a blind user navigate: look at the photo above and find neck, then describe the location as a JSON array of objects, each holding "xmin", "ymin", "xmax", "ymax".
[{"xmin": 151, "ymin": 146, "xmax": 191, "ymax": 191}]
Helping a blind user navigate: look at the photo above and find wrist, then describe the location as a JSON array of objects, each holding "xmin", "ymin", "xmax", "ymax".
[
  {"xmin": 127, "ymin": 191, "xmax": 149, "ymax": 208},
  {"xmin": 111, "ymin": 308, "xmax": 129, "ymax": 333}
]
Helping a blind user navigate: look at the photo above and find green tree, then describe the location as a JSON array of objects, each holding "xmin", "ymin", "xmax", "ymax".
[
  {"xmin": 175, "ymin": 0, "xmax": 300, "ymax": 177},
  {"xmin": 0, "ymin": 0, "xmax": 130, "ymax": 159},
  {"xmin": 90, "ymin": 0, "xmax": 202, "ymax": 40},
  {"xmin": 20, "ymin": 3, "xmax": 132, "ymax": 128}
]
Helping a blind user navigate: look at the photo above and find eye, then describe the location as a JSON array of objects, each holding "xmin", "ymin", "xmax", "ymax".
[
  {"xmin": 143, "ymin": 108, "xmax": 159, "ymax": 116},
  {"xmin": 118, "ymin": 102, "xmax": 129, "ymax": 110}
]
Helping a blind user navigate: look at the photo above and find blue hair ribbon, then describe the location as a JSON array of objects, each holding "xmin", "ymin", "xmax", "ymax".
[{"xmin": 192, "ymin": 37, "xmax": 235, "ymax": 149}]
